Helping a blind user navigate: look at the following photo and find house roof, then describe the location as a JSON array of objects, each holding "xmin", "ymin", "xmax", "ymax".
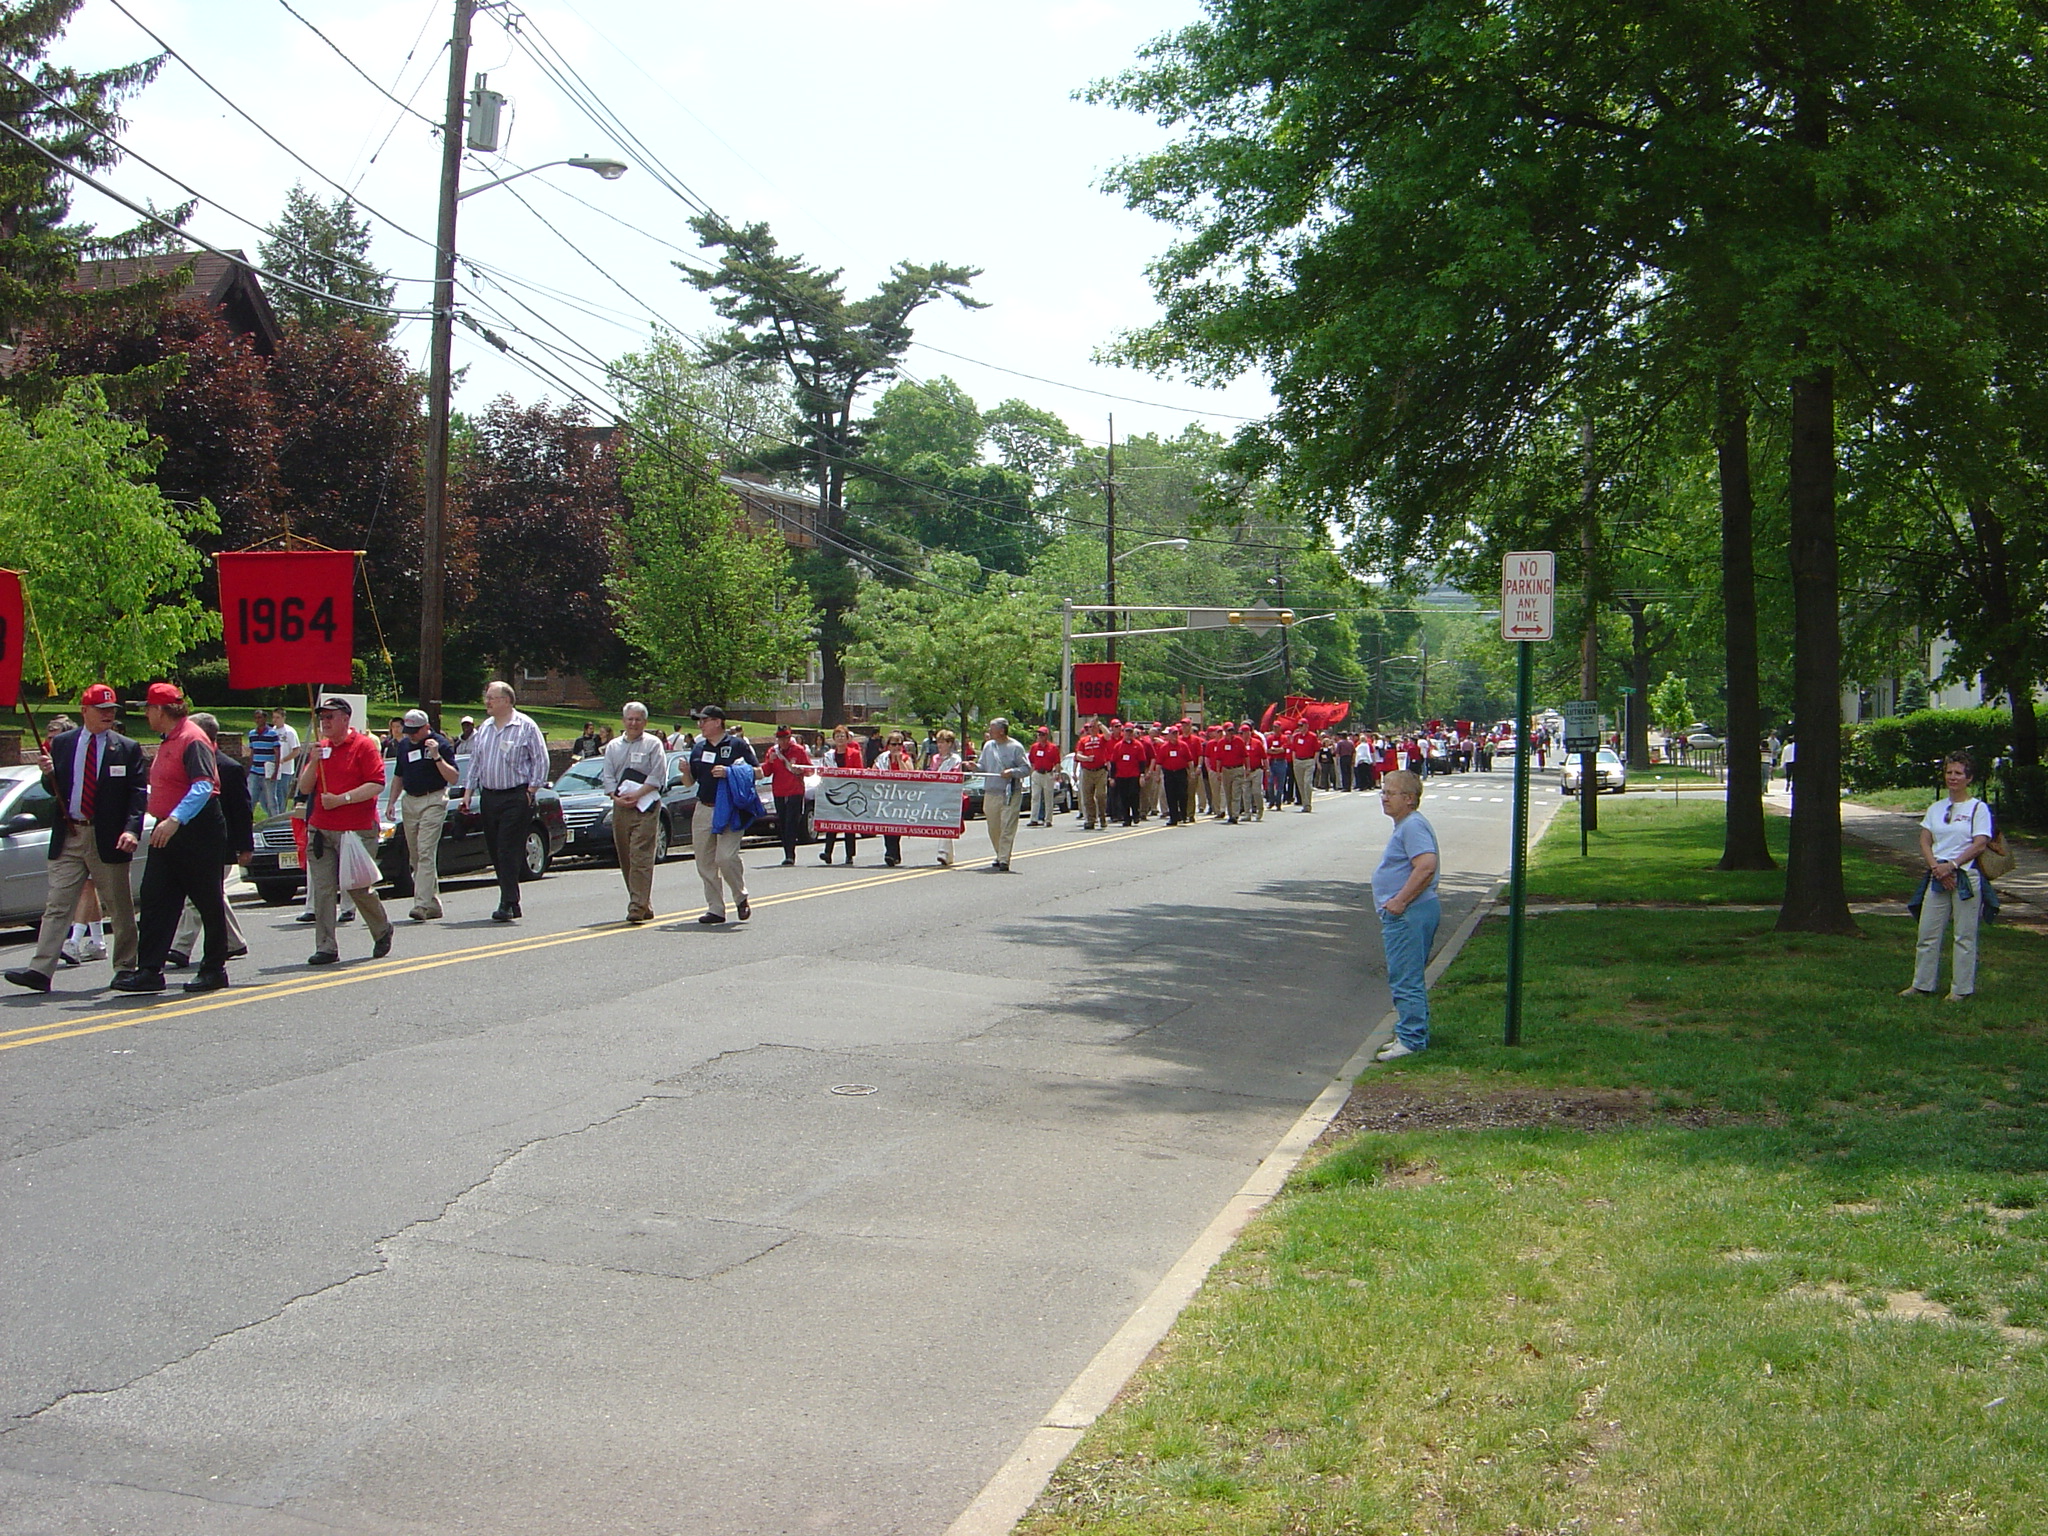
[{"xmin": 69, "ymin": 248, "xmax": 283, "ymax": 355}]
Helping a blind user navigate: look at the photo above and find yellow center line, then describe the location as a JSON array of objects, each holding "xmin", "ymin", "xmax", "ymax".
[{"xmin": 0, "ymin": 822, "xmax": 1171, "ymax": 1056}]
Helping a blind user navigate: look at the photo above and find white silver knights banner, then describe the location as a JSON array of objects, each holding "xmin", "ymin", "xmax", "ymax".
[{"xmin": 812, "ymin": 768, "xmax": 965, "ymax": 838}]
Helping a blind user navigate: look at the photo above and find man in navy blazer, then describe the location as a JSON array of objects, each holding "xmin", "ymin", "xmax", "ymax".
[{"xmin": 6, "ymin": 684, "xmax": 148, "ymax": 993}]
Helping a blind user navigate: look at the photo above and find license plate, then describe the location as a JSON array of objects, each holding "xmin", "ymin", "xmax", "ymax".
[{"xmin": 278, "ymin": 851, "xmax": 300, "ymax": 870}]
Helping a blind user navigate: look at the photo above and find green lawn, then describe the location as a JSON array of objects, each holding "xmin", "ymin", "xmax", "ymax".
[
  {"xmin": 1021, "ymin": 909, "xmax": 2048, "ymax": 1535},
  {"xmin": 1849, "ymin": 786, "xmax": 1939, "ymax": 815},
  {"xmin": 1528, "ymin": 790, "xmax": 1905, "ymax": 904}
]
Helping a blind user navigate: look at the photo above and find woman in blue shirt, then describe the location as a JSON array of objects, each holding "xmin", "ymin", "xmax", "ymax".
[{"xmin": 1372, "ymin": 769, "xmax": 1441, "ymax": 1061}]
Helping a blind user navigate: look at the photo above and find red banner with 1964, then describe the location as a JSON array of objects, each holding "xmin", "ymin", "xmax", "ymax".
[
  {"xmin": 216, "ymin": 551, "xmax": 356, "ymax": 689},
  {"xmin": 0, "ymin": 569, "xmax": 24, "ymax": 709}
]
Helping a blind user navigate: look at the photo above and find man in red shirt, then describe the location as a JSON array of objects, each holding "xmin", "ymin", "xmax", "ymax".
[
  {"xmin": 1288, "ymin": 723, "xmax": 1322, "ymax": 812},
  {"xmin": 1244, "ymin": 723, "xmax": 1271, "ymax": 821},
  {"xmin": 1075, "ymin": 717, "xmax": 1114, "ymax": 831},
  {"xmin": 115, "ymin": 683, "xmax": 233, "ymax": 994},
  {"xmin": 1109, "ymin": 723, "xmax": 1147, "ymax": 827},
  {"xmin": 763, "ymin": 726, "xmax": 815, "ymax": 865},
  {"xmin": 1156, "ymin": 727, "xmax": 1194, "ymax": 824},
  {"xmin": 1213, "ymin": 722, "xmax": 1250, "ymax": 824},
  {"xmin": 299, "ymin": 696, "xmax": 396, "ymax": 967},
  {"xmin": 1026, "ymin": 725, "xmax": 1062, "ymax": 826}
]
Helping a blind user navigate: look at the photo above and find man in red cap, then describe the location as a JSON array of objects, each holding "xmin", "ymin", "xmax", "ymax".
[
  {"xmin": 1074, "ymin": 716, "xmax": 1113, "ymax": 831},
  {"xmin": 762, "ymin": 725, "xmax": 814, "ymax": 866},
  {"xmin": 1026, "ymin": 725, "xmax": 1061, "ymax": 827},
  {"xmin": 1288, "ymin": 721, "xmax": 1322, "ymax": 811},
  {"xmin": 113, "ymin": 684, "xmax": 233, "ymax": 993},
  {"xmin": 1155, "ymin": 724, "xmax": 1194, "ymax": 825},
  {"xmin": 1108, "ymin": 722, "xmax": 1147, "ymax": 827},
  {"xmin": 6, "ymin": 686, "xmax": 147, "ymax": 994},
  {"xmin": 1244, "ymin": 721, "xmax": 1270, "ymax": 820},
  {"xmin": 1214, "ymin": 721, "xmax": 1250, "ymax": 824},
  {"xmin": 297, "ymin": 695, "xmax": 398, "ymax": 965}
]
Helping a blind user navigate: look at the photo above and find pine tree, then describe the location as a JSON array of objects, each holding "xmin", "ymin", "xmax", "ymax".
[
  {"xmin": 0, "ymin": 0, "xmax": 192, "ymax": 402},
  {"xmin": 258, "ymin": 183, "xmax": 395, "ymax": 338}
]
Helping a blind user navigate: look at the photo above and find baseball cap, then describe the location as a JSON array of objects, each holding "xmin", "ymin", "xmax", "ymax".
[
  {"xmin": 403, "ymin": 708, "xmax": 430, "ymax": 727},
  {"xmin": 1035, "ymin": 724, "xmax": 1050, "ymax": 732},
  {"xmin": 144, "ymin": 682, "xmax": 182, "ymax": 707},
  {"xmin": 315, "ymin": 696, "xmax": 353, "ymax": 715},
  {"xmin": 694, "ymin": 705, "xmax": 725, "ymax": 721},
  {"xmin": 460, "ymin": 716, "xmax": 475, "ymax": 726},
  {"xmin": 774, "ymin": 725, "xmax": 792, "ymax": 736},
  {"xmin": 80, "ymin": 684, "xmax": 118, "ymax": 709}
]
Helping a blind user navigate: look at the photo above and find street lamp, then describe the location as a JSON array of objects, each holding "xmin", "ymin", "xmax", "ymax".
[
  {"xmin": 1105, "ymin": 537, "xmax": 1188, "ymax": 664},
  {"xmin": 457, "ymin": 156, "xmax": 630, "ymax": 199},
  {"xmin": 416, "ymin": 38, "xmax": 632, "ymax": 719},
  {"xmin": 1114, "ymin": 538, "xmax": 1190, "ymax": 563}
]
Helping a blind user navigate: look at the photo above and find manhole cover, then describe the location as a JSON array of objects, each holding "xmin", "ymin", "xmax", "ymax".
[{"xmin": 829, "ymin": 1083, "xmax": 878, "ymax": 1096}]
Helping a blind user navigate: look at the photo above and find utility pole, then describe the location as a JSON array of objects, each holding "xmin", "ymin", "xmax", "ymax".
[
  {"xmin": 1274, "ymin": 549, "xmax": 1290, "ymax": 693},
  {"xmin": 1578, "ymin": 417, "xmax": 1599, "ymax": 835},
  {"xmin": 1103, "ymin": 414, "xmax": 1117, "ymax": 665},
  {"xmin": 418, "ymin": 0, "xmax": 476, "ymax": 726}
]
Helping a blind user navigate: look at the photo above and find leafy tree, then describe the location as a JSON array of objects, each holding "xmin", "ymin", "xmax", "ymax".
[
  {"xmin": 608, "ymin": 339, "xmax": 813, "ymax": 709},
  {"xmin": 681, "ymin": 216, "xmax": 983, "ymax": 724},
  {"xmin": 1650, "ymin": 675, "xmax": 1695, "ymax": 742},
  {"xmin": 258, "ymin": 184, "xmax": 395, "ymax": 338},
  {"xmin": 847, "ymin": 553, "xmax": 1057, "ymax": 739},
  {"xmin": 456, "ymin": 397, "xmax": 621, "ymax": 680},
  {"xmin": 0, "ymin": 1, "xmax": 192, "ymax": 407},
  {"xmin": 0, "ymin": 382, "xmax": 217, "ymax": 691},
  {"xmin": 852, "ymin": 377, "xmax": 1047, "ymax": 573}
]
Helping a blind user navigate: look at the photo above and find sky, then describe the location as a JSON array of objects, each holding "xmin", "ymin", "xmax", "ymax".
[{"xmin": 53, "ymin": 0, "xmax": 1269, "ymax": 450}]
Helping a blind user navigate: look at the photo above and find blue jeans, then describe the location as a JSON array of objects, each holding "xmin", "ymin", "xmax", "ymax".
[{"xmin": 1378, "ymin": 894, "xmax": 1441, "ymax": 1050}]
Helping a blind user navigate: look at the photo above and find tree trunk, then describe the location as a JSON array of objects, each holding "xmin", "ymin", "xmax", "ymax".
[
  {"xmin": 1776, "ymin": 367, "xmax": 1854, "ymax": 932},
  {"xmin": 1622, "ymin": 598, "xmax": 1653, "ymax": 769},
  {"xmin": 1963, "ymin": 497, "xmax": 2041, "ymax": 770},
  {"xmin": 1717, "ymin": 378, "xmax": 1773, "ymax": 870}
]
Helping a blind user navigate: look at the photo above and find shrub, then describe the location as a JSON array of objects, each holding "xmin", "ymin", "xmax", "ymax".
[
  {"xmin": 1995, "ymin": 763, "xmax": 2048, "ymax": 829},
  {"xmin": 1842, "ymin": 707, "xmax": 2013, "ymax": 792}
]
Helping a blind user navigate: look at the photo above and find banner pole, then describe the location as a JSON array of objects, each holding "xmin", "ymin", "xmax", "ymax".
[{"xmin": 1505, "ymin": 638, "xmax": 1533, "ymax": 1046}]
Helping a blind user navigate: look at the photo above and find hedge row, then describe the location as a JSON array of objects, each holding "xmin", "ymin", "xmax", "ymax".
[{"xmin": 1841, "ymin": 707, "xmax": 2013, "ymax": 792}]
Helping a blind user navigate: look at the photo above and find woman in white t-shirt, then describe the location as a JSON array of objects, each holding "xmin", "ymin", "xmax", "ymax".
[
  {"xmin": 1903, "ymin": 751, "xmax": 1995, "ymax": 1000},
  {"xmin": 928, "ymin": 729, "xmax": 963, "ymax": 866}
]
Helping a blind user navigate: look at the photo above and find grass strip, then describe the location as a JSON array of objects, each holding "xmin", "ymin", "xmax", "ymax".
[
  {"xmin": 1021, "ymin": 909, "xmax": 2048, "ymax": 1535},
  {"xmin": 1527, "ymin": 791, "xmax": 1903, "ymax": 904}
]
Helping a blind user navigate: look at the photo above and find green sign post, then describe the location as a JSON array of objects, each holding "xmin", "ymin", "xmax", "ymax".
[{"xmin": 1501, "ymin": 552, "xmax": 1554, "ymax": 1046}]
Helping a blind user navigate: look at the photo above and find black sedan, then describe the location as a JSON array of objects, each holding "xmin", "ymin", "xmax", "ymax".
[
  {"xmin": 246, "ymin": 767, "xmax": 570, "ymax": 904},
  {"xmin": 552, "ymin": 752, "xmax": 697, "ymax": 864}
]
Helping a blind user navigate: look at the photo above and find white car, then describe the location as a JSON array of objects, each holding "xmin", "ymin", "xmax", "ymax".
[{"xmin": 1561, "ymin": 748, "xmax": 1627, "ymax": 796}]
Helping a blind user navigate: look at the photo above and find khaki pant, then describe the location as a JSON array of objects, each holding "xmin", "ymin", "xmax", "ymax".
[
  {"xmin": 28, "ymin": 830, "xmax": 138, "ymax": 977},
  {"xmin": 986, "ymin": 782, "xmax": 1022, "ymax": 865},
  {"xmin": 693, "ymin": 815, "xmax": 746, "ymax": 917},
  {"xmin": 1196, "ymin": 767, "xmax": 1213, "ymax": 814},
  {"xmin": 1029, "ymin": 770, "xmax": 1055, "ymax": 825},
  {"xmin": 306, "ymin": 827, "xmax": 392, "ymax": 957},
  {"xmin": 1080, "ymin": 766, "xmax": 1109, "ymax": 828},
  {"xmin": 1914, "ymin": 878, "xmax": 1982, "ymax": 997},
  {"xmin": 175, "ymin": 866, "xmax": 246, "ymax": 956},
  {"xmin": 1220, "ymin": 765, "xmax": 1248, "ymax": 821},
  {"xmin": 615, "ymin": 802, "xmax": 661, "ymax": 921},
  {"xmin": 1140, "ymin": 767, "xmax": 1161, "ymax": 819},
  {"xmin": 1294, "ymin": 760, "xmax": 1316, "ymax": 812},
  {"xmin": 400, "ymin": 789, "xmax": 448, "ymax": 918}
]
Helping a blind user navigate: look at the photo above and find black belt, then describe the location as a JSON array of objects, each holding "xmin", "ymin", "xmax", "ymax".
[{"xmin": 479, "ymin": 785, "xmax": 529, "ymax": 794}]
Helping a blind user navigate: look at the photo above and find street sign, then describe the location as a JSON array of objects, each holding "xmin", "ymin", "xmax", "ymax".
[
  {"xmin": 1184, "ymin": 608, "xmax": 1231, "ymax": 630},
  {"xmin": 1563, "ymin": 700, "xmax": 1600, "ymax": 752},
  {"xmin": 1501, "ymin": 551, "xmax": 1555, "ymax": 641}
]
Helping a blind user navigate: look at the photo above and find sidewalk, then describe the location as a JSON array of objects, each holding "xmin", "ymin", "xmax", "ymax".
[{"xmin": 1764, "ymin": 788, "xmax": 2046, "ymax": 910}]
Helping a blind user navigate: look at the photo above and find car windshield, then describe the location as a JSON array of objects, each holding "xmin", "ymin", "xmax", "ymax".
[
  {"xmin": 554, "ymin": 761, "xmax": 608, "ymax": 792},
  {"xmin": 1598, "ymin": 749, "xmax": 1622, "ymax": 765}
]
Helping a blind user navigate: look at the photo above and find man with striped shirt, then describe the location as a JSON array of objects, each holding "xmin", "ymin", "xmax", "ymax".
[{"xmin": 459, "ymin": 681, "xmax": 550, "ymax": 922}]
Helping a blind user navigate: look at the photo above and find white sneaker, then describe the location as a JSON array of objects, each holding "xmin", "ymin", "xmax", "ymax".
[
  {"xmin": 1376, "ymin": 1040, "xmax": 1418, "ymax": 1061},
  {"xmin": 80, "ymin": 937, "xmax": 108, "ymax": 963},
  {"xmin": 59, "ymin": 935, "xmax": 87, "ymax": 965}
]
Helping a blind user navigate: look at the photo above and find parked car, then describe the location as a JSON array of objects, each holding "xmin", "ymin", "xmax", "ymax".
[
  {"xmin": 1561, "ymin": 747, "xmax": 1628, "ymax": 795},
  {"xmin": 553, "ymin": 752, "xmax": 696, "ymax": 865},
  {"xmin": 245, "ymin": 761, "xmax": 568, "ymax": 904},
  {"xmin": 0, "ymin": 764, "xmax": 168, "ymax": 925}
]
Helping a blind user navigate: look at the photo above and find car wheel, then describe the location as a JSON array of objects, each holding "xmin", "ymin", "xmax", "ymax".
[
  {"xmin": 382, "ymin": 859, "xmax": 415, "ymax": 898},
  {"xmin": 519, "ymin": 829, "xmax": 550, "ymax": 881},
  {"xmin": 255, "ymin": 881, "xmax": 299, "ymax": 906},
  {"xmin": 653, "ymin": 814, "xmax": 671, "ymax": 863}
]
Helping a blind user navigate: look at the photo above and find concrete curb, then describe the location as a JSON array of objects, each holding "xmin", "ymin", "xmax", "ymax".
[{"xmin": 941, "ymin": 876, "xmax": 1506, "ymax": 1536}]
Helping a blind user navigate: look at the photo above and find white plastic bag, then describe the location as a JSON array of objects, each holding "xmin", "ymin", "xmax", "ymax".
[{"xmin": 337, "ymin": 829, "xmax": 381, "ymax": 892}]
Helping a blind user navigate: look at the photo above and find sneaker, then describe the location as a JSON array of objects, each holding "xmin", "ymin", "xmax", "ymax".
[
  {"xmin": 1897, "ymin": 985, "xmax": 1934, "ymax": 997},
  {"xmin": 80, "ymin": 938, "xmax": 107, "ymax": 962},
  {"xmin": 1376, "ymin": 1040, "xmax": 1419, "ymax": 1061}
]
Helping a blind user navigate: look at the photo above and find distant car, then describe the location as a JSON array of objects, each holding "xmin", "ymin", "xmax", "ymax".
[
  {"xmin": 1561, "ymin": 747, "xmax": 1627, "ymax": 795},
  {"xmin": 1685, "ymin": 731, "xmax": 1725, "ymax": 751},
  {"xmin": 245, "ymin": 759, "xmax": 568, "ymax": 904}
]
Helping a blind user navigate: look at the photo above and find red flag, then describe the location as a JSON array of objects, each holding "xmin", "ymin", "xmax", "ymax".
[
  {"xmin": 217, "ymin": 551, "xmax": 356, "ymax": 688},
  {"xmin": 0, "ymin": 570, "xmax": 22, "ymax": 709},
  {"xmin": 1072, "ymin": 662, "xmax": 1121, "ymax": 718}
]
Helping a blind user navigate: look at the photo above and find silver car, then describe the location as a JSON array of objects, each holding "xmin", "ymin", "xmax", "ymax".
[{"xmin": 0, "ymin": 763, "xmax": 157, "ymax": 924}]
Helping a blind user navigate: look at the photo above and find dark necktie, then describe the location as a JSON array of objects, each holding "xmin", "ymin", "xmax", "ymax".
[{"xmin": 81, "ymin": 734, "xmax": 98, "ymax": 820}]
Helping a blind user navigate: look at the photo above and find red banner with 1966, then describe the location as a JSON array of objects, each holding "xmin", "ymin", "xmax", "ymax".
[{"xmin": 216, "ymin": 551, "xmax": 356, "ymax": 689}]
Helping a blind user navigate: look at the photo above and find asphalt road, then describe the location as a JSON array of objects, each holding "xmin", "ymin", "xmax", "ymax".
[{"xmin": 1, "ymin": 771, "xmax": 1535, "ymax": 1535}]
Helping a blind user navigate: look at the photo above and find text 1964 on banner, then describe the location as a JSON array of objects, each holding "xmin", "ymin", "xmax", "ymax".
[
  {"xmin": 216, "ymin": 551, "xmax": 357, "ymax": 689},
  {"xmin": 811, "ymin": 768, "xmax": 965, "ymax": 838}
]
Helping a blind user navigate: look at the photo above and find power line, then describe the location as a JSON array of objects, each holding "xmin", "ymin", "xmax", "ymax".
[
  {"xmin": 272, "ymin": 0, "xmax": 442, "ymax": 127},
  {"xmin": 0, "ymin": 117, "xmax": 434, "ymax": 319},
  {"xmin": 909, "ymin": 342, "xmax": 1263, "ymax": 423}
]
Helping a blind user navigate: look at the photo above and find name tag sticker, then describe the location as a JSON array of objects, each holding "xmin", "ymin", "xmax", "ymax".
[
  {"xmin": 320, "ymin": 745, "xmax": 333, "ymax": 759},
  {"xmin": 404, "ymin": 750, "xmax": 420, "ymax": 764},
  {"xmin": 108, "ymin": 764, "xmax": 127, "ymax": 777}
]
